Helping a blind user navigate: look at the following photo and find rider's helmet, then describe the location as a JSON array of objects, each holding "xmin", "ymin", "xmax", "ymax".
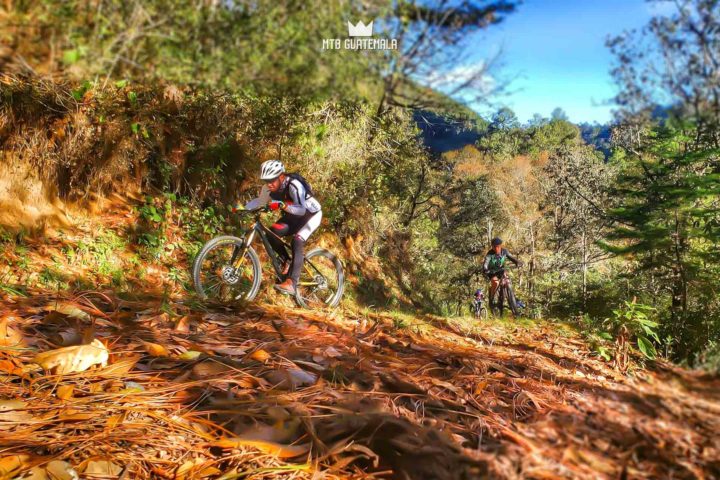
[
  {"xmin": 260, "ymin": 160, "xmax": 285, "ymax": 181},
  {"xmin": 491, "ymin": 237, "xmax": 503, "ymax": 246}
]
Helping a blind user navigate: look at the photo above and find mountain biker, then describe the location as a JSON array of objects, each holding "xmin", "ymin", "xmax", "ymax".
[
  {"xmin": 483, "ymin": 237, "xmax": 521, "ymax": 303},
  {"xmin": 241, "ymin": 160, "xmax": 322, "ymax": 295},
  {"xmin": 473, "ymin": 288, "xmax": 485, "ymax": 311},
  {"xmin": 473, "ymin": 288, "xmax": 484, "ymax": 302},
  {"xmin": 470, "ymin": 288, "xmax": 485, "ymax": 317}
]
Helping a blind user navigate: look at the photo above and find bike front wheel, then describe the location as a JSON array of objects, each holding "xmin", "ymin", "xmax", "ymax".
[
  {"xmin": 503, "ymin": 283, "xmax": 519, "ymax": 317},
  {"xmin": 295, "ymin": 248, "xmax": 344, "ymax": 309},
  {"xmin": 472, "ymin": 303, "xmax": 488, "ymax": 320},
  {"xmin": 192, "ymin": 236, "xmax": 262, "ymax": 302}
]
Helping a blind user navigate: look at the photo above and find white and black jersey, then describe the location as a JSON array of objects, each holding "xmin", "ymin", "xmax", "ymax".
[{"xmin": 245, "ymin": 177, "xmax": 321, "ymax": 216}]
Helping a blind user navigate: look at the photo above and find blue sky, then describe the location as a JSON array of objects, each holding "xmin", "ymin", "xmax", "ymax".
[{"xmin": 461, "ymin": 0, "xmax": 675, "ymax": 124}]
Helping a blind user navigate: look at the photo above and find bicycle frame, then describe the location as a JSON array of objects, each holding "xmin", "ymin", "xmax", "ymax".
[
  {"xmin": 488, "ymin": 268, "xmax": 513, "ymax": 299},
  {"xmin": 487, "ymin": 271, "xmax": 506, "ymax": 296},
  {"xmin": 231, "ymin": 209, "xmax": 325, "ymax": 287},
  {"xmin": 488, "ymin": 268, "xmax": 520, "ymax": 316}
]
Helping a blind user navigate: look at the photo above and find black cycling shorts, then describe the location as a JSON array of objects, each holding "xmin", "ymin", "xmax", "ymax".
[{"xmin": 486, "ymin": 269, "xmax": 505, "ymax": 280}]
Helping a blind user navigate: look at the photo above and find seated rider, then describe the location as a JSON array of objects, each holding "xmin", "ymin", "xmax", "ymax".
[
  {"xmin": 473, "ymin": 288, "xmax": 484, "ymax": 302},
  {"xmin": 483, "ymin": 237, "xmax": 521, "ymax": 302},
  {"xmin": 243, "ymin": 160, "xmax": 322, "ymax": 296}
]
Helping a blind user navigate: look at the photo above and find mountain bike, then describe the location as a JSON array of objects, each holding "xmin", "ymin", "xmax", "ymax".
[
  {"xmin": 471, "ymin": 297, "xmax": 488, "ymax": 320},
  {"xmin": 192, "ymin": 206, "xmax": 344, "ymax": 308},
  {"xmin": 488, "ymin": 269, "xmax": 519, "ymax": 317}
]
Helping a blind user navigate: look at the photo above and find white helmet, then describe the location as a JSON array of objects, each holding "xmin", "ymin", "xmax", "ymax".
[{"xmin": 259, "ymin": 159, "xmax": 285, "ymax": 181}]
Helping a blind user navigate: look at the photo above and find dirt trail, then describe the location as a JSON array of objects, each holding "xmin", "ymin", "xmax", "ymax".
[{"xmin": 1, "ymin": 291, "xmax": 718, "ymax": 479}]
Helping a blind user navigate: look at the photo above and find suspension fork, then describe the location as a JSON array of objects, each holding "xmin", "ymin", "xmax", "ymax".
[
  {"xmin": 231, "ymin": 223, "xmax": 258, "ymax": 269},
  {"xmin": 299, "ymin": 260, "xmax": 323, "ymax": 288}
]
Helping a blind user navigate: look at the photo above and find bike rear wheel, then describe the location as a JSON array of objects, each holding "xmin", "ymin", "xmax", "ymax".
[
  {"xmin": 193, "ymin": 236, "xmax": 262, "ymax": 302},
  {"xmin": 294, "ymin": 248, "xmax": 344, "ymax": 309}
]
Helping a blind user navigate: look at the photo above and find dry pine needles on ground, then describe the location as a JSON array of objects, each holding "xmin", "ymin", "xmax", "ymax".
[{"xmin": 0, "ymin": 290, "xmax": 719, "ymax": 479}]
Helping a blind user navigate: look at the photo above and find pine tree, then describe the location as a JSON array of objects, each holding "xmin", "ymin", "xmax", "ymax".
[{"xmin": 602, "ymin": 119, "xmax": 720, "ymax": 356}]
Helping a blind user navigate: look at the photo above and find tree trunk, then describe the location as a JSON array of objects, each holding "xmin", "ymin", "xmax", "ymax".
[
  {"xmin": 670, "ymin": 210, "xmax": 689, "ymax": 354},
  {"xmin": 529, "ymin": 222, "xmax": 536, "ymax": 300},
  {"xmin": 582, "ymin": 228, "xmax": 588, "ymax": 310},
  {"xmin": 672, "ymin": 210, "xmax": 689, "ymax": 317}
]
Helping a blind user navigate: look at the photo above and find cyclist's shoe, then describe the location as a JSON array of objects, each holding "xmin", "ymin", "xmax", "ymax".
[{"xmin": 274, "ymin": 279, "xmax": 296, "ymax": 295}]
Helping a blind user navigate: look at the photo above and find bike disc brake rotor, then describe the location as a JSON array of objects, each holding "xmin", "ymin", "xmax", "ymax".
[
  {"xmin": 221, "ymin": 265, "xmax": 240, "ymax": 285},
  {"xmin": 314, "ymin": 274, "xmax": 328, "ymax": 290}
]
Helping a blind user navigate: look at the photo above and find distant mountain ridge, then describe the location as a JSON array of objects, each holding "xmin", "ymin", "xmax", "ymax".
[
  {"xmin": 414, "ymin": 101, "xmax": 614, "ymax": 158},
  {"xmin": 413, "ymin": 110, "xmax": 485, "ymax": 155}
]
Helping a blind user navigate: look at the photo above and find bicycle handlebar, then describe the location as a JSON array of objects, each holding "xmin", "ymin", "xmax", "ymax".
[
  {"xmin": 234, "ymin": 206, "xmax": 269, "ymax": 215},
  {"xmin": 484, "ymin": 262, "xmax": 523, "ymax": 274}
]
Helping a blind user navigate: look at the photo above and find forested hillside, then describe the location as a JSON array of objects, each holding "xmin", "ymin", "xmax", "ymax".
[{"xmin": 1, "ymin": 1, "xmax": 720, "ymax": 479}]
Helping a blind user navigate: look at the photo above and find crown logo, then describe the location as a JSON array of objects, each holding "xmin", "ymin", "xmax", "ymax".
[{"xmin": 348, "ymin": 20, "xmax": 373, "ymax": 37}]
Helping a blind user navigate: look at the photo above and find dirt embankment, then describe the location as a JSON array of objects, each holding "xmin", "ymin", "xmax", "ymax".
[
  {"xmin": 0, "ymin": 160, "xmax": 71, "ymax": 231},
  {"xmin": 0, "ymin": 76, "xmax": 274, "ymax": 233}
]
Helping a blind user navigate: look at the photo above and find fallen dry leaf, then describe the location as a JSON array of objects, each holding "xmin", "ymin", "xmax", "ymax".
[
  {"xmin": 44, "ymin": 302, "xmax": 91, "ymax": 321},
  {"xmin": 191, "ymin": 361, "xmax": 234, "ymax": 379},
  {"xmin": 99, "ymin": 355, "xmax": 140, "ymax": 376},
  {"xmin": 0, "ymin": 454, "xmax": 30, "ymax": 479},
  {"xmin": 49, "ymin": 330, "xmax": 82, "ymax": 347},
  {"xmin": 33, "ymin": 339, "xmax": 109, "ymax": 374},
  {"xmin": 82, "ymin": 458, "xmax": 122, "ymax": 477},
  {"xmin": 210, "ymin": 346, "xmax": 247, "ymax": 357},
  {"xmin": 0, "ymin": 399, "xmax": 26, "ymax": 410},
  {"xmin": 106, "ymin": 413, "xmax": 124, "ymax": 430},
  {"xmin": 238, "ymin": 418, "xmax": 302, "ymax": 444},
  {"xmin": 175, "ymin": 458, "xmax": 221, "ymax": 480},
  {"xmin": 143, "ymin": 341, "xmax": 169, "ymax": 357},
  {"xmin": 87, "ymin": 382, "xmax": 104, "ymax": 393},
  {"xmin": 209, "ymin": 438, "xmax": 310, "ymax": 458},
  {"xmin": 324, "ymin": 346, "xmax": 341, "ymax": 358},
  {"xmin": 0, "ymin": 358, "xmax": 24, "ymax": 376},
  {"xmin": 202, "ymin": 314, "xmax": 231, "ymax": 326},
  {"xmin": 178, "ymin": 350, "xmax": 202, "ymax": 361},
  {"xmin": 264, "ymin": 368, "xmax": 317, "ymax": 390},
  {"xmin": 0, "ymin": 400, "xmax": 33, "ymax": 431},
  {"xmin": 474, "ymin": 381, "xmax": 489, "ymax": 395},
  {"xmin": 0, "ymin": 317, "xmax": 25, "ymax": 349},
  {"xmin": 22, "ymin": 466, "xmax": 49, "ymax": 480},
  {"xmin": 45, "ymin": 460, "xmax": 79, "ymax": 480},
  {"xmin": 119, "ymin": 381, "xmax": 144, "ymax": 394},
  {"xmin": 58, "ymin": 409, "xmax": 96, "ymax": 421},
  {"xmin": 57, "ymin": 385, "xmax": 74, "ymax": 400},
  {"xmin": 249, "ymin": 349, "xmax": 271, "ymax": 362},
  {"xmin": 174, "ymin": 316, "xmax": 191, "ymax": 333}
]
